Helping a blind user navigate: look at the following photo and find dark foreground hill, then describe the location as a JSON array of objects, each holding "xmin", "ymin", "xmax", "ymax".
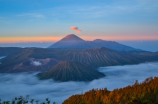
[
  {"xmin": 37, "ymin": 61, "xmax": 105, "ymax": 81},
  {"xmin": 63, "ymin": 77, "xmax": 158, "ymax": 104},
  {"xmin": 48, "ymin": 34, "xmax": 137, "ymax": 51}
]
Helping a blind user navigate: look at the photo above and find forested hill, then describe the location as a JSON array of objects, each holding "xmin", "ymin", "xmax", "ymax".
[{"xmin": 63, "ymin": 77, "xmax": 158, "ymax": 104}]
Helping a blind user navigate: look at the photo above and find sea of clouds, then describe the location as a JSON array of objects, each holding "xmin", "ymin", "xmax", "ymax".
[{"xmin": 0, "ymin": 62, "xmax": 158, "ymax": 104}]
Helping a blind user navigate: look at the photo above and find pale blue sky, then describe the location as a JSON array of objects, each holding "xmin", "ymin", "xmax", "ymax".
[{"xmin": 0, "ymin": 0, "xmax": 158, "ymax": 38}]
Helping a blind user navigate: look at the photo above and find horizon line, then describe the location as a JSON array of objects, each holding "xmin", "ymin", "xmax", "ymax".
[{"xmin": 0, "ymin": 35, "xmax": 158, "ymax": 43}]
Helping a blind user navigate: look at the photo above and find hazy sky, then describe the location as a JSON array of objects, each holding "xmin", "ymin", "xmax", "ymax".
[{"xmin": 0, "ymin": 0, "xmax": 158, "ymax": 43}]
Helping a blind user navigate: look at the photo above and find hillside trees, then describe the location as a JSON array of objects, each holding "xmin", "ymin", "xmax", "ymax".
[{"xmin": 63, "ymin": 77, "xmax": 158, "ymax": 104}]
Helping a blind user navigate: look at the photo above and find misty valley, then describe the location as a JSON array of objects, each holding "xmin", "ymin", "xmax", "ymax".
[
  {"xmin": 0, "ymin": 34, "xmax": 158, "ymax": 104},
  {"xmin": 0, "ymin": 62, "xmax": 158, "ymax": 104}
]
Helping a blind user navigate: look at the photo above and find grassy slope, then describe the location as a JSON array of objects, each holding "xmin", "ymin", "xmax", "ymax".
[
  {"xmin": 0, "ymin": 48, "xmax": 33, "ymax": 69},
  {"xmin": 38, "ymin": 61, "xmax": 105, "ymax": 81},
  {"xmin": 62, "ymin": 47, "xmax": 148, "ymax": 68}
]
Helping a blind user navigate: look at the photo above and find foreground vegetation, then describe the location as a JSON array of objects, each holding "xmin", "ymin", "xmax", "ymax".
[
  {"xmin": 63, "ymin": 77, "xmax": 158, "ymax": 104},
  {"xmin": 0, "ymin": 96, "xmax": 56, "ymax": 104}
]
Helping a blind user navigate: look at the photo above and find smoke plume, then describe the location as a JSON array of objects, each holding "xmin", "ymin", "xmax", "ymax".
[
  {"xmin": 70, "ymin": 27, "xmax": 81, "ymax": 33},
  {"xmin": 31, "ymin": 61, "xmax": 42, "ymax": 66}
]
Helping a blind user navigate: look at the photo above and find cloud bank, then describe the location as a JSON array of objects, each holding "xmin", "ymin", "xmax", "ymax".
[{"xmin": 0, "ymin": 62, "xmax": 158, "ymax": 104}]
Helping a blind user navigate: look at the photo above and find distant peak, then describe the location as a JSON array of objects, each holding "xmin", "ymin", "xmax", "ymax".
[
  {"xmin": 62, "ymin": 34, "xmax": 84, "ymax": 41},
  {"xmin": 93, "ymin": 39, "xmax": 115, "ymax": 42},
  {"xmin": 94, "ymin": 39, "xmax": 103, "ymax": 41},
  {"xmin": 93, "ymin": 39, "xmax": 104, "ymax": 42},
  {"xmin": 66, "ymin": 34, "xmax": 76, "ymax": 36},
  {"xmin": 64, "ymin": 34, "xmax": 77, "ymax": 38}
]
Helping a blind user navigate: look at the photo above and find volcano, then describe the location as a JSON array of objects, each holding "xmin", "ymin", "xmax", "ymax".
[
  {"xmin": 48, "ymin": 34, "xmax": 86, "ymax": 48},
  {"xmin": 37, "ymin": 60, "xmax": 105, "ymax": 82},
  {"xmin": 48, "ymin": 34, "xmax": 138, "ymax": 51}
]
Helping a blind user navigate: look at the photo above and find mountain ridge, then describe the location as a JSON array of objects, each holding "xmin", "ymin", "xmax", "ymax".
[
  {"xmin": 48, "ymin": 34, "xmax": 86, "ymax": 48},
  {"xmin": 48, "ymin": 34, "xmax": 138, "ymax": 51},
  {"xmin": 61, "ymin": 34, "xmax": 84, "ymax": 41},
  {"xmin": 1, "ymin": 47, "xmax": 158, "ymax": 73}
]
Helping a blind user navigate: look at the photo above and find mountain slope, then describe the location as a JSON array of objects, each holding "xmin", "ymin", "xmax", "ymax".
[
  {"xmin": 48, "ymin": 34, "xmax": 86, "ymax": 48},
  {"xmin": 0, "ymin": 48, "xmax": 60, "ymax": 73},
  {"xmin": 0, "ymin": 47, "xmax": 158, "ymax": 73},
  {"xmin": 0, "ymin": 47, "xmax": 22, "ymax": 56},
  {"xmin": 93, "ymin": 39, "xmax": 136, "ymax": 51},
  {"xmin": 48, "ymin": 34, "xmax": 138, "ymax": 51},
  {"xmin": 37, "ymin": 61, "xmax": 105, "ymax": 82},
  {"xmin": 61, "ymin": 47, "xmax": 144, "ymax": 68},
  {"xmin": 0, "ymin": 48, "xmax": 33, "ymax": 69}
]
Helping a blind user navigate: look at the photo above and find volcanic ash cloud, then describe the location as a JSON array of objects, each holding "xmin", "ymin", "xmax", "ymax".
[
  {"xmin": 70, "ymin": 27, "xmax": 81, "ymax": 33},
  {"xmin": 31, "ymin": 61, "xmax": 42, "ymax": 66}
]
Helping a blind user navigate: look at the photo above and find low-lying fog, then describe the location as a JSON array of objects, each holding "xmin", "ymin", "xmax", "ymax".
[
  {"xmin": 0, "ymin": 62, "xmax": 158, "ymax": 104},
  {"xmin": 0, "ymin": 56, "xmax": 5, "ymax": 64}
]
